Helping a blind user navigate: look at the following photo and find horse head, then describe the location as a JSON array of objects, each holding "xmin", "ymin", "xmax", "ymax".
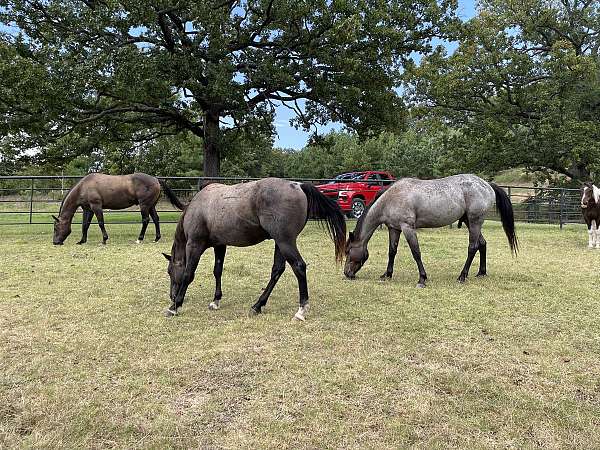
[
  {"xmin": 52, "ymin": 215, "xmax": 71, "ymax": 245},
  {"xmin": 163, "ymin": 252, "xmax": 184, "ymax": 305},
  {"xmin": 344, "ymin": 231, "xmax": 369, "ymax": 279},
  {"xmin": 581, "ymin": 183, "xmax": 599, "ymax": 209}
]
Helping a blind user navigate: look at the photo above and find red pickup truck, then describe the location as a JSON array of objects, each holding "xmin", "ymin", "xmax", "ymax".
[{"xmin": 316, "ymin": 171, "xmax": 395, "ymax": 218}]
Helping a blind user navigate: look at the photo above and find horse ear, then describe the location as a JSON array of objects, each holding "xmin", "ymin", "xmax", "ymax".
[
  {"xmin": 349, "ymin": 231, "xmax": 354, "ymax": 241},
  {"xmin": 52, "ymin": 215, "xmax": 59, "ymax": 222},
  {"xmin": 162, "ymin": 253, "xmax": 171, "ymax": 261}
]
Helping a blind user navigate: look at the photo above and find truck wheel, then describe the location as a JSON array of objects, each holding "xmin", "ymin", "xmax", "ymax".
[{"xmin": 351, "ymin": 198, "xmax": 366, "ymax": 219}]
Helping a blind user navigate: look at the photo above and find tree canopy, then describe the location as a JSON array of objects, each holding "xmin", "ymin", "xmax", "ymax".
[
  {"xmin": 408, "ymin": 0, "xmax": 600, "ymax": 183},
  {"xmin": 0, "ymin": 0, "xmax": 456, "ymax": 175}
]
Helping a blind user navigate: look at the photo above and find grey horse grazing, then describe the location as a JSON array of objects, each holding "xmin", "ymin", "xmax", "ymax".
[
  {"xmin": 52, "ymin": 173, "xmax": 183, "ymax": 245},
  {"xmin": 344, "ymin": 174, "xmax": 518, "ymax": 286},
  {"xmin": 162, "ymin": 178, "xmax": 346, "ymax": 321},
  {"xmin": 580, "ymin": 182, "xmax": 600, "ymax": 248}
]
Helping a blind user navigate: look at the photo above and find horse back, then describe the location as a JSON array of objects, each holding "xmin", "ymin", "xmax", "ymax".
[
  {"xmin": 79, "ymin": 173, "xmax": 159, "ymax": 209},
  {"xmin": 184, "ymin": 178, "xmax": 307, "ymax": 246},
  {"xmin": 383, "ymin": 175, "xmax": 494, "ymax": 228}
]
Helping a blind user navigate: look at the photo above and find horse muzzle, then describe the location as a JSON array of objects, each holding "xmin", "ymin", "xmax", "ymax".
[{"xmin": 53, "ymin": 241, "xmax": 64, "ymax": 245}]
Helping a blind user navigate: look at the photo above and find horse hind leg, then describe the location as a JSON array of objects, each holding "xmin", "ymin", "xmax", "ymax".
[
  {"xmin": 475, "ymin": 233, "xmax": 487, "ymax": 277},
  {"xmin": 275, "ymin": 241, "xmax": 309, "ymax": 320},
  {"xmin": 250, "ymin": 244, "xmax": 286, "ymax": 315},
  {"xmin": 150, "ymin": 206, "xmax": 161, "ymax": 242},
  {"xmin": 458, "ymin": 219, "xmax": 483, "ymax": 283},
  {"xmin": 209, "ymin": 245, "xmax": 227, "ymax": 310},
  {"xmin": 136, "ymin": 207, "xmax": 151, "ymax": 243}
]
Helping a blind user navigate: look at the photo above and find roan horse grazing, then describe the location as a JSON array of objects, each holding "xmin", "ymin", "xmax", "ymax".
[
  {"xmin": 344, "ymin": 174, "xmax": 518, "ymax": 286},
  {"xmin": 162, "ymin": 178, "xmax": 346, "ymax": 321},
  {"xmin": 53, "ymin": 173, "xmax": 183, "ymax": 245},
  {"xmin": 580, "ymin": 182, "xmax": 600, "ymax": 249}
]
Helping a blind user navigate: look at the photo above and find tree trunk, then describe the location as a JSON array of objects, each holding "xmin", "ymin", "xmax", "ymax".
[{"xmin": 203, "ymin": 111, "xmax": 220, "ymax": 177}]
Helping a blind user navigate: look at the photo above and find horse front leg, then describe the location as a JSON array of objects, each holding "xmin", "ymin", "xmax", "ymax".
[
  {"xmin": 77, "ymin": 208, "xmax": 93, "ymax": 245},
  {"xmin": 250, "ymin": 244, "xmax": 286, "ymax": 315},
  {"xmin": 400, "ymin": 224, "xmax": 427, "ymax": 288},
  {"xmin": 90, "ymin": 204, "xmax": 108, "ymax": 244},
  {"xmin": 209, "ymin": 245, "xmax": 227, "ymax": 310},
  {"xmin": 380, "ymin": 227, "xmax": 401, "ymax": 280}
]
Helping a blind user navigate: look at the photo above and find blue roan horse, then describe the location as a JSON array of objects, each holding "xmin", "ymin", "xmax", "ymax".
[
  {"xmin": 344, "ymin": 174, "xmax": 518, "ymax": 286},
  {"xmin": 163, "ymin": 178, "xmax": 347, "ymax": 321}
]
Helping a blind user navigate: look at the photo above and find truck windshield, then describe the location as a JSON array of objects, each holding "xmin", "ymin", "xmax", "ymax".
[{"xmin": 328, "ymin": 173, "xmax": 365, "ymax": 184}]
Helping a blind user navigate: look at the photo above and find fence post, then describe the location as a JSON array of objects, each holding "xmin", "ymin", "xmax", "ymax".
[
  {"xmin": 559, "ymin": 188, "xmax": 565, "ymax": 229},
  {"xmin": 29, "ymin": 178, "xmax": 34, "ymax": 224}
]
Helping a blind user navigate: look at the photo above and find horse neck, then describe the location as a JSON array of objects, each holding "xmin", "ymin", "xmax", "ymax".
[
  {"xmin": 172, "ymin": 214, "xmax": 188, "ymax": 262},
  {"xmin": 59, "ymin": 185, "xmax": 80, "ymax": 220},
  {"xmin": 356, "ymin": 202, "xmax": 383, "ymax": 246}
]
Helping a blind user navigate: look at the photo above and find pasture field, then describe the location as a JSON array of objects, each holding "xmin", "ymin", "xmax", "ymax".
[{"xmin": 1, "ymin": 221, "xmax": 599, "ymax": 448}]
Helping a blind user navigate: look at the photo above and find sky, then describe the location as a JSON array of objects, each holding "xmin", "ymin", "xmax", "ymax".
[{"xmin": 273, "ymin": 0, "xmax": 478, "ymax": 149}]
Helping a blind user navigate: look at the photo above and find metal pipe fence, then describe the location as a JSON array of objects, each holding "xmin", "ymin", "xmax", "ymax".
[{"xmin": 0, "ymin": 175, "xmax": 585, "ymax": 227}]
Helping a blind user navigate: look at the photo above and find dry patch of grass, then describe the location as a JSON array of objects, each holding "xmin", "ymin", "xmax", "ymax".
[{"xmin": 1, "ymin": 221, "xmax": 600, "ymax": 448}]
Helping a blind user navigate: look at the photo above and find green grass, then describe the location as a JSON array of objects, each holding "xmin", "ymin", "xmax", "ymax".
[{"xmin": 1, "ymin": 221, "xmax": 599, "ymax": 448}]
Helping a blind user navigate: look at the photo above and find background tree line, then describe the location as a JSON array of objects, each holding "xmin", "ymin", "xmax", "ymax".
[{"xmin": 1, "ymin": 0, "xmax": 598, "ymax": 185}]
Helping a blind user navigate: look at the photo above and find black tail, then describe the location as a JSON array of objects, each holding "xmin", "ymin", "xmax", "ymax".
[
  {"xmin": 159, "ymin": 180, "xmax": 186, "ymax": 211},
  {"xmin": 490, "ymin": 183, "xmax": 518, "ymax": 256},
  {"xmin": 300, "ymin": 183, "xmax": 347, "ymax": 262}
]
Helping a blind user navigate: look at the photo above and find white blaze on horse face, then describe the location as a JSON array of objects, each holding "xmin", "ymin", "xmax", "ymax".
[{"xmin": 582, "ymin": 187, "xmax": 589, "ymax": 207}]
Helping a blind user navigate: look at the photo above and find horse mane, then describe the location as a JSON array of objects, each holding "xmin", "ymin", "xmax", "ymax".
[
  {"xmin": 59, "ymin": 177, "xmax": 85, "ymax": 215},
  {"xmin": 353, "ymin": 185, "xmax": 391, "ymax": 238},
  {"xmin": 172, "ymin": 207, "xmax": 189, "ymax": 259}
]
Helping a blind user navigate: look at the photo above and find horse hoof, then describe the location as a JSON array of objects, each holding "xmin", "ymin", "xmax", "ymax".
[
  {"xmin": 379, "ymin": 273, "xmax": 391, "ymax": 281},
  {"xmin": 416, "ymin": 283, "xmax": 426, "ymax": 289},
  {"xmin": 457, "ymin": 277, "xmax": 466, "ymax": 284},
  {"xmin": 76, "ymin": 241, "xmax": 86, "ymax": 245},
  {"xmin": 208, "ymin": 302, "xmax": 220, "ymax": 310},
  {"xmin": 164, "ymin": 308, "xmax": 178, "ymax": 317},
  {"xmin": 154, "ymin": 238, "xmax": 161, "ymax": 243},
  {"xmin": 135, "ymin": 239, "xmax": 142, "ymax": 244},
  {"xmin": 248, "ymin": 308, "xmax": 261, "ymax": 317},
  {"xmin": 475, "ymin": 272, "xmax": 487, "ymax": 278},
  {"xmin": 293, "ymin": 305, "xmax": 309, "ymax": 321}
]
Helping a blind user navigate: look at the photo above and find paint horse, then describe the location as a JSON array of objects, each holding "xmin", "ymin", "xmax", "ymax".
[
  {"xmin": 162, "ymin": 178, "xmax": 346, "ymax": 321},
  {"xmin": 53, "ymin": 173, "xmax": 183, "ymax": 245},
  {"xmin": 344, "ymin": 174, "xmax": 518, "ymax": 286},
  {"xmin": 581, "ymin": 182, "xmax": 600, "ymax": 249}
]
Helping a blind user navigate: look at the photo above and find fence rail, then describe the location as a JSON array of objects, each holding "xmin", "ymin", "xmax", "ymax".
[{"xmin": 0, "ymin": 175, "xmax": 585, "ymax": 228}]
